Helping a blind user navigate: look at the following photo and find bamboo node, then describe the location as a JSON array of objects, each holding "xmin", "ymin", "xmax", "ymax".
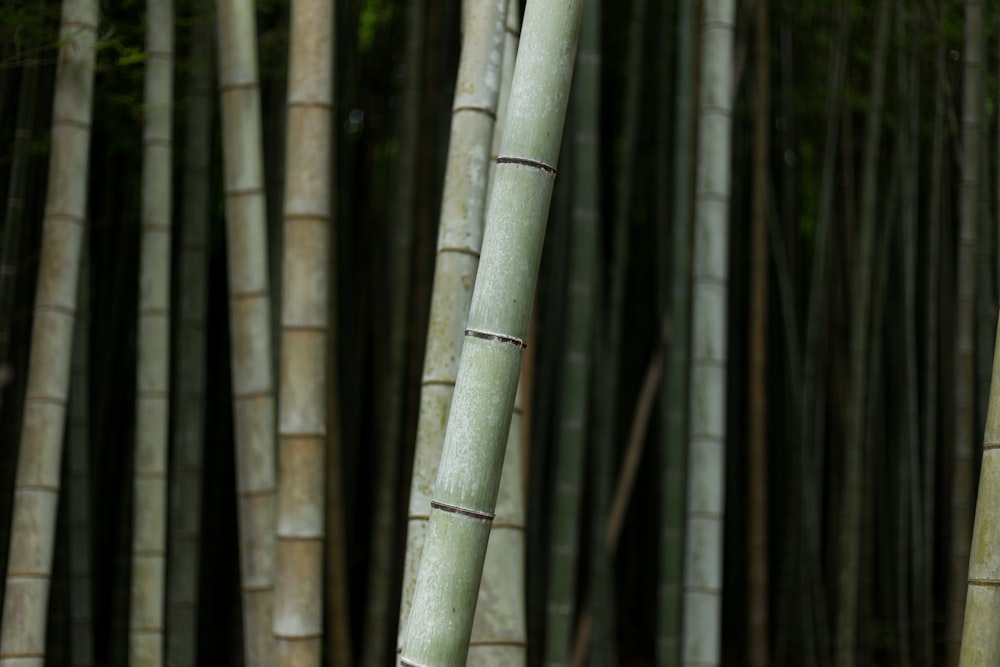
[
  {"xmin": 465, "ymin": 327, "xmax": 526, "ymax": 349},
  {"xmin": 430, "ymin": 499, "xmax": 495, "ymax": 523}
]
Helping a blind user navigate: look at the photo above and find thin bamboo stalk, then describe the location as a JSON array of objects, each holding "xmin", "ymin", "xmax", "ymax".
[
  {"xmin": 748, "ymin": 0, "xmax": 770, "ymax": 661},
  {"xmin": 68, "ymin": 255, "xmax": 93, "ymax": 667},
  {"xmin": 166, "ymin": 7, "xmax": 212, "ymax": 667},
  {"xmin": 216, "ymin": 0, "xmax": 278, "ymax": 661},
  {"xmin": 658, "ymin": 0, "xmax": 695, "ymax": 662},
  {"xmin": 0, "ymin": 0, "xmax": 99, "ymax": 663},
  {"xmin": 948, "ymin": 1, "xmax": 983, "ymax": 662},
  {"xmin": 130, "ymin": 0, "xmax": 175, "ymax": 662}
]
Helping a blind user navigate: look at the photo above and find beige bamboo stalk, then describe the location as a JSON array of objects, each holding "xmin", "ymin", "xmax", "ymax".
[
  {"xmin": 130, "ymin": 0, "xmax": 174, "ymax": 663},
  {"xmin": 216, "ymin": 0, "xmax": 277, "ymax": 664},
  {"xmin": 682, "ymin": 0, "xmax": 736, "ymax": 664},
  {"xmin": 959, "ymin": 316, "xmax": 1000, "ymax": 664},
  {"xmin": 166, "ymin": 7, "xmax": 212, "ymax": 666},
  {"xmin": 274, "ymin": 0, "xmax": 333, "ymax": 665},
  {"xmin": 69, "ymin": 258, "xmax": 93, "ymax": 667},
  {"xmin": 949, "ymin": 0, "xmax": 982, "ymax": 662},
  {"xmin": 467, "ymin": 3, "xmax": 526, "ymax": 664},
  {"xmin": 396, "ymin": 1, "xmax": 507, "ymax": 662},
  {"xmin": 0, "ymin": 0, "xmax": 99, "ymax": 664}
]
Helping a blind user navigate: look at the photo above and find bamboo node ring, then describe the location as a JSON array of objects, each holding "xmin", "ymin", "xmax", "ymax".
[
  {"xmin": 431, "ymin": 499, "xmax": 495, "ymax": 523},
  {"xmin": 465, "ymin": 327, "xmax": 527, "ymax": 349}
]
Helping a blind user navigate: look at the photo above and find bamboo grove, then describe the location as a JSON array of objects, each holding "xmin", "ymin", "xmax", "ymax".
[{"xmin": 3, "ymin": 0, "xmax": 1000, "ymax": 665}]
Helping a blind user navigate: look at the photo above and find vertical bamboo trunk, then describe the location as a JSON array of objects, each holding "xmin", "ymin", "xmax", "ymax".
[
  {"xmin": 130, "ymin": 0, "xmax": 174, "ymax": 663},
  {"xmin": 0, "ymin": 57, "xmax": 39, "ymax": 403},
  {"xmin": 958, "ymin": 316, "xmax": 1000, "ymax": 664},
  {"xmin": 658, "ymin": 0, "xmax": 695, "ymax": 663},
  {"xmin": 588, "ymin": 1, "xmax": 646, "ymax": 663},
  {"xmin": 897, "ymin": 5, "xmax": 921, "ymax": 662},
  {"xmin": 836, "ymin": 2, "xmax": 890, "ymax": 664},
  {"xmin": 542, "ymin": 1, "xmax": 598, "ymax": 662},
  {"xmin": 68, "ymin": 258, "xmax": 93, "ymax": 667},
  {"xmin": 948, "ymin": 1, "xmax": 982, "ymax": 662},
  {"xmin": 919, "ymin": 45, "xmax": 945, "ymax": 667},
  {"xmin": 166, "ymin": 7, "xmax": 212, "ymax": 666},
  {"xmin": 681, "ymin": 1, "xmax": 735, "ymax": 664},
  {"xmin": 361, "ymin": 5, "xmax": 423, "ymax": 667},
  {"xmin": 400, "ymin": 0, "xmax": 583, "ymax": 663},
  {"xmin": 469, "ymin": 3, "xmax": 527, "ymax": 664},
  {"xmin": 216, "ymin": 0, "xmax": 277, "ymax": 663},
  {"xmin": 748, "ymin": 0, "xmax": 770, "ymax": 662},
  {"xmin": 274, "ymin": 0, "xmax": 333, "ymax": 665},
  {"xmin": 0, "ymin": 0, "xmax": 99, "ymax": 664},
  {"xmin": 0, "ymin": 53, "xmax": 41, "ymax": 607},
  {"xmin": 395, "ymin": 2, "xmax": 507, "ymax": 662}
]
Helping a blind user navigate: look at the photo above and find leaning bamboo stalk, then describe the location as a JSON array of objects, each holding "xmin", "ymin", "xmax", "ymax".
[
  {"xmin": 216, "ymin": 0, "xmax": 277, "ymax": 663},
  {"xmin": 958, "ymin": 315, "xmax": 1000, "ymax": 664},
  {"xmin": 468, "ymin": 2, "xmax": 527, "ymax": 664},
  {"xmin": 273, "ymin": 0, "xmax": 333, "ymax": 665},
  {"xmin": 400, "ymin": 1, "xmax": 584, "ymax": 663},
  {"xmin": 130, "ymin": 0, "xmax": 175, "ymax": 663},
  {"xmin": 0, "ymin": 0, "xmax": 99, "ymax": 664},
  {"xmin": 395, "ymin": 2, "xmax": 507, "ymax": 662}
]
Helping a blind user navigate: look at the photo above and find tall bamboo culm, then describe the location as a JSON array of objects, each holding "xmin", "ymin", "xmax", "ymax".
[
  {"xmin": 68, "ymin": 258, "xmax": 93, "ymax": 667},
  {"xmin": 274, "ymin": 0, "xmax": 333, "ymax": 664},
  {"xmin": 948, "ymin": 1, "xmax": 982, "ymax": 663},
  {"xmin": 130, "ymin": 0, "xmax": 174, "ymax": 663},
  {"xmin": 658, "ymin": 0, "xmax": 695, "ymax": 663},
  {"xmin": 400, "ymin": 0, "xmax": 584, "ymax": 663},
  {"xmin": 959, "ymin": 318, "xmax": 1000, "ymax": 664},
  {"xmin": 167, "ymin": 7, "xmax": 212, "ymax": 666},
  {"xmin": 395, "ymin": 2, "xmax": 507, "ymax": 662},
  {"xmin": 468, "ymin": 2, "xmax": 527, "ymax": 664},
  {"xmin": 0, "ymin": 0, "xmax": 99, "ymax": 664},
  {"xmin": 682, "ymin": 1, "xmax": 735, "ymax": 665},
  {"xmin": 216, "ymin": 0, "xmax": 277, "ymax": 664}
]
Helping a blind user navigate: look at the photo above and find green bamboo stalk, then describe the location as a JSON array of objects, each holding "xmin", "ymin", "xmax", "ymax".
[
  {"xmin": 836, "ymin": 2, "xmax": 890, "ymax": 664},
  {"xmin": 681, "ymin": 1, "xmax": 736, "ymax": 664},
  {"xmin": 544, "ymin": 0, "xmax": 598, "ymax": 663},
  {"xmin": 0, "ymin": 0, "xmax": 99, "ymax": 663},
  {"xmin": 748, "ymin": 0, "xmax": 770, "ymax": 662},
  {"xmin": 166, "ymin": 7, "xmax": 212, "ymax": 667},
  {"xmin": 395, "ymin": 2, "xmax": 507, "ymax": 662},
  {"xmin": 216, "ymin": 0, "xmax": 277, "ymax": 662},
  {"xmin": 130, "ymin": 0, "xmax": 175, "ymax": 662},
  {"xmin": 400, "ymin": 2, "xmax": 583, "ymax": 664},
  {"xmin": 468, "ymin": 3, "xmax": 527, "ymax": 664},
  {"xmin": 273, "ymin": 0, "xmax": 334, "ymax": 665},
  {"xmin": 361, "ymin": 3, "xmax": 420, "ymax": 666},
  {"xmin": 948, "ymin": 1, "xmax": 983, "ymax": 663},
  {"xmin": 658, "ymin": 0, "xmax": 695, "ymax": 662},
  {"xmin": 959, "ymin": 319, "xmax": 1000, "ymax": 664},
  {"xmin": 661, "ymin": 0, "xmax": 693, "ymax": 645},
  {"xmin": 68, "ymin": 254, "xmax": 93, "ymax": 667}
]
